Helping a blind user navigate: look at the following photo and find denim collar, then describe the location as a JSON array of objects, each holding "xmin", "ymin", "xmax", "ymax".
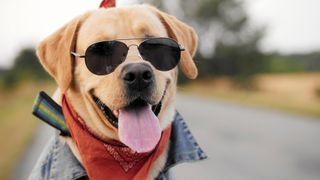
[
  {"xmin": 30, "ymin": 112, "xmax": 207, "ymax": 180},
  {"xmin": 164, "ymin": 112, "xmax": 207, "ymax": 171}
]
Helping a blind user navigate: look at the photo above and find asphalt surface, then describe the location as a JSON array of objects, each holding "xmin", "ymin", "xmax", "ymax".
[
  {"xmin": 13, "ymin": 123, "xmax": 54, "ymax": 180},
  {"xmin": 14, "ymin": 94, "xmax": 320, "ymax": 180}
]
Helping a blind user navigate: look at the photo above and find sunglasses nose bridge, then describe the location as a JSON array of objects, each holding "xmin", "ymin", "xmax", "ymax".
[
  {"xmin": 127, "ymin": 44, "xmax": 139, "ymax": 49},
  {"xmin": 126, "ymin": 44, "xmax": 144, "ymax": 61}
]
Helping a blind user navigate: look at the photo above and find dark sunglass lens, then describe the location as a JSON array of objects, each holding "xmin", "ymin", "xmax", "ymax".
[
  {"xmin": 85, "ymin": 41, "xmax": 128, "ymax": 75},
  {"xmin": 139, "ymin": 38, "xmax": 181, "ymax": 71}
]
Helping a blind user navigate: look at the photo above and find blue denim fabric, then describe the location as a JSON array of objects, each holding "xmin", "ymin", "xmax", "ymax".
[{"xmin": 28, "ymin": 112, "xmax": 207, "ymax": 180}]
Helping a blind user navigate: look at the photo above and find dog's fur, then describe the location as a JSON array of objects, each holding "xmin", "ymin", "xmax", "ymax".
[{"xmin": 37, "ymin": 4, "xmax": 197, "ymax": 179}]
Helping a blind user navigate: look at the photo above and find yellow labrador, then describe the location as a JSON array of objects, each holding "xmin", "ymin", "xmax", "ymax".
[{"xmin": 36, "ymin": 4, "xmax": 198, "ymax": 179}]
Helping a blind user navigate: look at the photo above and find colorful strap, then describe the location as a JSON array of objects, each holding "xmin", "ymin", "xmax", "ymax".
[{"xmin": 32, "ymin": 91, "xmax": 70, "ymax": 136}]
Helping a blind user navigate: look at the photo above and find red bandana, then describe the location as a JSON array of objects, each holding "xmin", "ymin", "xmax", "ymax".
[
  {"xmin": 62, "ymin": 96, "xmax": 172, "ymax": 180},
  {"xmin": 99, "ymin": 0, "xmax": 116, "ymax": 8}
]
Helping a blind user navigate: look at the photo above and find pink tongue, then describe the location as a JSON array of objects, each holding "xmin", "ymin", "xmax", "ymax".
[{"xmin": 118, "ymin": 104, "xmax": 161, "ymax": 153}]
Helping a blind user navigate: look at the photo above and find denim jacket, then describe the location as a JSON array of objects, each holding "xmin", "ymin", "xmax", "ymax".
[{"xmin": 28, "ymin": 112, "xmax": 207, "ymax": 180}]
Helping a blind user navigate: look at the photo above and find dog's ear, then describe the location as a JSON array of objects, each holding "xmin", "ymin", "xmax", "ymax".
[
  {"xmin": 147, "ymin": 5, "xmax": 198, "ymax": 79},
  {"xmin": 37, "ymin": 12, "xmax": 91, "ymax": 93}
]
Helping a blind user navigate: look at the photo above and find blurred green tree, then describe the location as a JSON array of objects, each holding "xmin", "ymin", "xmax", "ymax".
[
  {"xmin": 143, "ymin": 0, "xmax": 266, "ymax": 86},
  {"xmin": 13, "ymin": 48, "xmax": 48, "ymax": 80},
  {"xmin": 261, "ymin": 52, "xmax": 320, "ymax": 73},
  {"xmin": 0, "ymin": 48, "xmax": 50, "ymax": 89}
]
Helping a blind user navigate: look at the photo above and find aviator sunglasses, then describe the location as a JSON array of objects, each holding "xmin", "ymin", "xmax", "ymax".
[{"xmin": 71, "ymin": 37, "xmax": 185, "ymax": 75}]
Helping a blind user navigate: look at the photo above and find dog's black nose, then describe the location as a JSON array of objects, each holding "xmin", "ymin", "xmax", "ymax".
[{"xmin": 121, "ymin": 63, "xmax": 154, "ymax": 91}]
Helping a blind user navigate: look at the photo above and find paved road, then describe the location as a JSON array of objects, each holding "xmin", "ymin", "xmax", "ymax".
[
  {"xmin": 13, "ymin": 123, "xmax": 54, "ymax": 180},
  {"xmin": 15, "ymin": 94, "xmax": 320, "ymax": 180}
]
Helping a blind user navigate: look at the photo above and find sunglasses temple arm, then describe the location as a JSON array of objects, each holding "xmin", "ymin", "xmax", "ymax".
[
  {"xmin": 71, "ymin": 52, "xmax": 85, "ymax": 58},
  {"xmin": 179, "ymin": 44, "xmax": 185, "ymax": 51}
]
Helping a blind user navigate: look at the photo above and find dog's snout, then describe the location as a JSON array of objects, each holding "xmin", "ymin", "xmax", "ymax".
[{"xmin": 122, "ymin": 63, "xmax": 154, "ymax": 91}]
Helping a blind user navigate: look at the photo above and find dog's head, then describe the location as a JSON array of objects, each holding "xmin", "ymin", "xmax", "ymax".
[{"xmin": 37, "ymin": 5, "xmax": 197, "ymax": 152}]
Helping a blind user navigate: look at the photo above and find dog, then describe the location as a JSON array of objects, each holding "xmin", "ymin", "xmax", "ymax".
[{"xmin": 29, "ymin": 4, "xmax": 206, "ymax": 180}]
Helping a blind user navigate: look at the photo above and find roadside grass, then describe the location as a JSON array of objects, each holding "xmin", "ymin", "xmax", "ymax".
[
  {"xmin": 179, "ymin": 73, "xmax": 320, "ymax": 118},
  {"xmin": 0, "ymin": 81, "xmax": 55, "ymax": 180}
]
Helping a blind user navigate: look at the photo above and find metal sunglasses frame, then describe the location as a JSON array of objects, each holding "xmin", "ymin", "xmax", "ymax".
[{"xmin": 71, "ymin": 37, "xmax": 185, "ymax": 58}]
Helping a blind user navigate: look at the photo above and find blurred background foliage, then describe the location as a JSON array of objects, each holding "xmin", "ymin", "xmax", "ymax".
[
  {"xmin": 142, "ymin": 0, "xmax": 320, "ymax": 86},
  {"xmin": 0, "ymin": 0, "xmax": 319, "ymax": 89},
  {"xmin": 0, "ymin": 48, "xmax": 51, "ymax": 179},
  {"xmin": 0, "ymin": 48, "xmax": 49, "ymax": 90},
  {"xmin": 0, "ymin": 0, "xmax": 318, "ymax": 115}
]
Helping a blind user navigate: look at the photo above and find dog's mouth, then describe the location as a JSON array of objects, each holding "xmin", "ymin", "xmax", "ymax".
[
  {"xmin": 92, "ymin": 92, "xmax": 165, "ymax": 153},
  {"xmin": 93, "ymin": 97, "xmax": 162, "ymax": 128}
]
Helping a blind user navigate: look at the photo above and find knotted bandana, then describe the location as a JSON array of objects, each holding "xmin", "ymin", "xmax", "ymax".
[{"xmin": 62, "ymin": 96, "xmax": 172, "ymax": 180}]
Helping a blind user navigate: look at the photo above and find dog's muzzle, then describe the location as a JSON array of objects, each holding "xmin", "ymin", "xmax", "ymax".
[
  {"xmin": 93, "ymin": 62, "xmax": 165, "ymax": 152},
  {"xmin": 121, "ymin": 63, "xmax": 154, "ymax": 96}
]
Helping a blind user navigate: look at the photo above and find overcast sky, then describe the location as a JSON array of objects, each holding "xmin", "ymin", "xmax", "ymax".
[
  {"xmin": 246, "ymin": 0, "xmax": 320, "ymax": 54},
  {"xmin": 0, "ymin": 0, "xmax": 319, "ymax": 68}
]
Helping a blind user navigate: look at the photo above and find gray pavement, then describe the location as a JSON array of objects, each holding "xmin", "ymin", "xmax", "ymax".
[
  {"xmin": 14, "ymin": 94, "xmax": 320, "ymax": 180},
  {"xmin": 174, "ymin": 94, "xmax": 320, "ymax": 180},
  {"xmin": 13, "ymin": 123, "xmax": 54, "ymax": 180}
]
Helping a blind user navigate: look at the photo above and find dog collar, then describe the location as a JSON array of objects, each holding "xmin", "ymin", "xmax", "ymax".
[{"xmin": 32, "ymin": 91, "xmax": 70, "ymax": 136}]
